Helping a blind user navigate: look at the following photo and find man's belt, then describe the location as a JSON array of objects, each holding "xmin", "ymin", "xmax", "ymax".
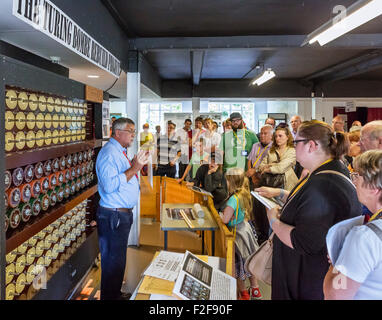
[{"xmin": 100, "ymin": 206, "xmax": 133, "ymax": 214}]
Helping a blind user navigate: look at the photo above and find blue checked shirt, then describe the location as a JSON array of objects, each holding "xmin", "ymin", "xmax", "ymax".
[{"xmin": 96, "ymin": 138, "xmax": 140, "ymax": 209}]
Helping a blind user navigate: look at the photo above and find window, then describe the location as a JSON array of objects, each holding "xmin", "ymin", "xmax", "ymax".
[
  {"xmin": 140, "ymin": 102, "xmax": 183, "ymax": 131},
  {"xmin": 207, "ymin": 102, "xmax": 255, "ymax": 131}
]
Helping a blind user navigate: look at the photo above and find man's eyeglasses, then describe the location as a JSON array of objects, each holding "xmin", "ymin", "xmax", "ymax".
[
  {"xmin": 117, "ymin": 129, "xmax": 137, "ymax": 135},
  {"xmin": 292, "ymin": 139, "xmax": 318, "ymax": 147},
  {"xmin": 350, "ymin": 172, "xmax": 360, "ymax": 182}
]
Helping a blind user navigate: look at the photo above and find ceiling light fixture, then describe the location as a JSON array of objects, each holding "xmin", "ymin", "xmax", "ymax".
[
  {"xmin": 87, "ymin": 75, "xmax": 100, "ymax": 78},
  {"xmin": 303, "ymin": 0, "xmax": 382, "ymax": 46},
  {"xmin": 251, "ymin": 68, "xmax": 276, "ymax": 86}
]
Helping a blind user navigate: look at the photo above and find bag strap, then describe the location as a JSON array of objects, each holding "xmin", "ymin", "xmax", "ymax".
[
  {"xmin": 366, "ymin": 222, "xmax": 382, "ymax": 242},
  {"xmin": 232, "ymin": 194, "xmax": 239, "ymax": 239},
  {"xmin": 275, "ymin": 150, "xmax": 281, "ymax": 163},
  {"xmin": 315, "ymin": 170, "xmax": 355, "ymax": 190}
]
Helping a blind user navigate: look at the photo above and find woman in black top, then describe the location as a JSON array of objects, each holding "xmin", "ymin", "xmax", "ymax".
[
  {"xmin": 256, "ymin": 120, "xmax": 362, "ymax": 300},
  {"xmin": 187, "ymin": 152, "xmax": 227, "ymax": 211}
]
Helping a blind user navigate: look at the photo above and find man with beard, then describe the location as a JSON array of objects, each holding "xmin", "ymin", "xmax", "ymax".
[{"xmin": 218, "ymin": 112, "xmax": 258, "ymax": 172}]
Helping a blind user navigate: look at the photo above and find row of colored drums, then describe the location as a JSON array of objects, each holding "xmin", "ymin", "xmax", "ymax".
[
  {"xmin": 5, "ymin": 150, "xmax": 94, "ymax": 190},
  {"xmin": 5, "ymin": 129, "xmax": 87, "ymax": 152},
  {"xmin": 5, "ymin": 201, "xmax": 89, "ymax": 300},
  {"xmin": 5, "ymin": 89, "xmax": 87, "ymax": 115},
  {"xmin": 5, "ymin": 172, "xmax": 94, "ymax": 232}
]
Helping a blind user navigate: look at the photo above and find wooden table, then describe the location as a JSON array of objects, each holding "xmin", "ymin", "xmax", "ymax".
[{"xmin": 161, "ymin": 203, "xmax": 218, "ymax": 255}]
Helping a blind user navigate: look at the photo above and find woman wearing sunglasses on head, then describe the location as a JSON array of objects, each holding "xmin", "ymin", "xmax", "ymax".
[{"xmin": 255, "ymin": 120, "xmax": 362, "ymax": 300}]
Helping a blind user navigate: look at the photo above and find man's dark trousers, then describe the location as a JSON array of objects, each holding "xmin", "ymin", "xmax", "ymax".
[{"xmin": 97, "ymin": 206, "xmax": 133, "ymax": 300}]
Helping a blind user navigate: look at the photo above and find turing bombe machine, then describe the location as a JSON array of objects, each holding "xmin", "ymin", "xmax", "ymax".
[{"xmin": 0, "ymin": 55, "xmax": 105, "ymax": 300}]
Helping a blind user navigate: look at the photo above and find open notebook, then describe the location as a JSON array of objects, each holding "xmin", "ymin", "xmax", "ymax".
[{"xmin": 173, "ymin": 251, "xmax": 236, "ymax": 300}]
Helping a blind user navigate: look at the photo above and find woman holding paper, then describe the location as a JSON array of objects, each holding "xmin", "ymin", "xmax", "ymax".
[
  {"xmin": 324, "ymin": 150, "xmax": 382, "ymax": 300},
  {"xmin": 256, "ymin": 120, "xmax": 361, "ymax": 300}
]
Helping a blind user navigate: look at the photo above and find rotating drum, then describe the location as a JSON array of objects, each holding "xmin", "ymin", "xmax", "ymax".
[
  {"xmin": 66, "ymin": 154, "xmax": 72, "ymax": 168},
  {"xmin": 65, "ymin": 129, "xmax": 72, "ymax": 143},
  {"xmin": 15, "ymin": 131, "xmax": 26, "ymax": 151},
  {"xmin": 30, "ymin": 180, "xmax": 41, "ymax": 198},
  {"xmin": 40, "ymin": 176, "xmax": 50, "ymax": 193},
  {"xmin": 54, "ymin": 98, "xmax": 61, "ymax": 113},
  {"xmin": 6, "ymin": 90, "xmax": 18, "ymax": 110},
  {"xmin": 18, "ymin": 92, "xmax": 29, "ymax": 110},
  {"xmin": 56, "ymin": 186, "xmax": 64, "ymax": 202},
  {"xmin": 15, "ymin": 112, "xmax": 26, "ymax": 130},
  {"xmin": 19, "ymin": 183, "xmax": 32, "ymax": 203},
  {"xmin": 7, "ymin": 207, "xmax": 21, "ymax": 229},
  {"xmin": 61, "ymin": 99, "xmax": 68, "ymax": 113},
  {"xmin": 29, "ymin": 198, "xmax": 41, "ymax": 216},
  {"xmin": 39, "ymin": 193, "xmax": 50, "ymax": 211},
  {"xmin": 59, "ymin": 114, "xmax": 66, "ymax": 128},
  {"xmin": 52, "ymin": 129, "xmax": 59, "ymax": 145},
  {"xmin": 44, "ymin": 130, "xmax": 52, "ymax": 146},
  {"xmin": 57, "ymin": 171, "xmax": 64, "ymax": 186},
  {"xmin": 24, "ymin": 165, "xmax": 34, "ymax": 183},
  {"xmin": 65, "ymin": 115, "xmax": 72, "ymax": 129},
  {"xmin": 25, "ymin": 131, "xmax": 36, "ymax": 149},
  {"xmin": 35, "ymin": 113, "xmax": 44, "ymax": 129},
  {"xmin": 15, "ymin": 255, "xmax": 26, "ymax": 274},
  {"xmin": 29, "ymin": 94, "xmax": 38, "ymax": 111},
  {"xmin": 12, "ymin": 167, "xmax": 24, "ymax": 186},
  {"xmin": 52, "ymin": 158, "xmax": 60, "ymax": 172},
  {"xmin": 43, "ymin": 160, "xmax": 52, "ymax": 176},
  {"xmin": 67, "ymin": 100, "xmax": 73, "ymax": 114},
  {"xmin": 44, "ymin": 113, "xmax": 52, "ymax": 129},
  {"xmin": 35, "ymin": 130, "xmax": 45, "ymax": 148},
  {"xmin": 52, "ymin": 114, "xmax": 59, "ymax": 129},
  {"xmin": 34, "ymin": 162, "xmax": 44, "ymax": 179},
  {"xmin": 38, "ymin": 95, "xmax": 47, "ymax": 112},
  {"xmin": 48, "ymin": 190, "xmax": 57, "ymax": 207},
  {"xmin": 20, "ymin": 202, "xmax": 32, "ymax": 222},
  {"xmin": 47, "ymin": 97, "xmax": 54, "ymax": 113},
  {"xmin": 73, "ymin": 102, "xmax": 79, "ymax": 114},
  {"xmin": 59, "ymin": 156, "xmax": 66, "ymax": 170},
  {"xmin": 59, "ymin": 129, "xmax": 66, "ymax": 144},
  {"xmin": 48, "ymin": 173, "xmax": 57, "ymax": 189},
  {"xmin": 5, "ymin": 132, "xmax": 15, "ymax": 152},
  {"xmin": 26, "ymin": 112, "xmax": 36, "ymax": 130},
  {"xmin": 72, "ymin": 153, "xmax": 78, "ymax": 166},
  {"xmin": 5, "ymin": 170, "xmax": 12, "ymax": 191},
  {"xmin": 7, "ymin": 187, "xmax": 21, "ymax": 208},
  {"xmin": 5, "ymin": 111, "xmax": 15, "ymax": 131}
]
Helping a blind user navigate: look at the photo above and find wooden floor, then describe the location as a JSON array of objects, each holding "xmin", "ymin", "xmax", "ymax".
[{"xmin": 72, "ymin": 218, "xmax": 271, "ymax": 300}]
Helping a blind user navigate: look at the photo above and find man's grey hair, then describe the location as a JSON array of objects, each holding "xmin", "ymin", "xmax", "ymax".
[
  {"xmin": 261, "ymin": 124, "xmax": 274, "ymax": 133},
  {"xmin": 362, "ymin": 120, "xmax": 382, "ymax": 140},
  {"xmin": 111, "ymin": 117, "xmax": 135, "ymax": 136}
]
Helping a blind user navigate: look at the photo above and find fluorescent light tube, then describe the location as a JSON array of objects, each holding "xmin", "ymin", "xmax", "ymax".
[
  {"xmin": 87, "ymin": 75, "xmax": 100, "ymax": 78},
  {"xmin": 252, "ymin": 69, "xmax": 276, "ymax": 86},
  {"xmin": 309, "ymin": 0, "xmax": 382, "ymax": 46}
]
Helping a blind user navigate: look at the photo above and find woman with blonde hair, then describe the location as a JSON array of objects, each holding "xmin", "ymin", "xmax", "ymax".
[
  {"xmin": 258, "ymin": 126, "xmax": 298, "ymax": 191},
  {"xmin": 220, "ymin": 167, "xmax": 261, "ymax": 300},
  {"xmin": 324, "ymin": 150, "xmax": 382, "ymax": 300}
]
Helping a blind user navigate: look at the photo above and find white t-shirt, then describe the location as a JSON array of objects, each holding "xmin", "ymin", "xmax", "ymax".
[
  {"xmin": 175, "ymin": 128, "xmax": 190, "ymax": 162},
  {"xmin": 200, "ymin": 131, "xmax": 221, "ymax": 151},
  {"xmin": 335, "ymin": 219, "xmax": 382, "ymax": 300}
]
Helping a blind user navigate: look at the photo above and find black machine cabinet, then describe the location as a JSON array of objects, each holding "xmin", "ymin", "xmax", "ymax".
[{"xmin": 0, "ymin": 55, "xmax": 102, "ymax": 300}]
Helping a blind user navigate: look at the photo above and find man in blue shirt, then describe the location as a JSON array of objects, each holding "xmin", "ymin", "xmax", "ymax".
[{"xmin": 96, "ymin": 117, "xmax": 149, "ymax": 300}]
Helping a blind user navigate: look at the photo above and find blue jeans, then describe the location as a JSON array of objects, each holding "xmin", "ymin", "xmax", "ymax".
[{"xmin": 96, "ymin": 206, "xmax": 133, "ymax": 300}]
